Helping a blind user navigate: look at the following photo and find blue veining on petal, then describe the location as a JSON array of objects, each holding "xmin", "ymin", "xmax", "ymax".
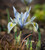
[
  {"xmin": 24, "ymin": 12, "xmax": 29, "ymax": 23},
  {"xmin": 30, "ymin": 17, "xmax": 36, "ymax": 22},
  {"xmin": 13, "ymin": 6, "xmax": 32, "ymax": 29},
  {"xmin": 24, "ymin": 7, "xmax": 31, "ymax": 23},
  {"xmin": 13, "ymin": 6, "xmax": 20, "ymax": 20}
]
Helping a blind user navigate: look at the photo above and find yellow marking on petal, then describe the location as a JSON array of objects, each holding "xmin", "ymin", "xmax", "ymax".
[
  {"xmin": 33, "ymin": 22, "xmax": 36, "ymax": 26},
  {"xmin": 10, "ymin": 23, "xmax": 13, "ymax": 27}
]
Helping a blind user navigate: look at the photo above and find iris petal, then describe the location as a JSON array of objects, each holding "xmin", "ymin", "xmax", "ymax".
[
  {"xmin": 32, "ymin": 22, "xmax": 38, "ymax": 31},
  {"xmin": 13, "ymin": 6, "xmax": 20, "ymax": 20},
  {"xmin": 8, "ymin": 22, "xmax": 16, "ymax": 33},
  {"xmin": 24, "ymin": 7, "xmax": 31, "ymax": 23},
  {"xmin": 18, "ymin": 18, "xmax": 22, "ymax": 26},
  {"xmin": 30, "ymin": 17, "xmax": 36, "ymax": 22},
  {"xmin": 10, "ymin": 17, "xmax": 13, "ymax": 22}
]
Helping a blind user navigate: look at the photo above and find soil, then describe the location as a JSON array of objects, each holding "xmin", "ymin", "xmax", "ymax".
[{"xmin": 0, "ymin": 27, "xmax": 45, "ymax": 50}]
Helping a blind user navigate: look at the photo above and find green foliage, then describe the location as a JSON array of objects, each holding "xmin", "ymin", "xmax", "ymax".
[
  {"xmin": 30, "ymin": 41, "xmax": 32, "ymax": 50},
  {"xmin": 26, "ymin": 38, "xmax": 29, "ymax": 49},
  {"xmin": 7, "ymin": 5, "xmax": 41, "ymax": 50},
  {"xmin": 38, "ymin": 27, "xmax": 41, "ymax": 40},
  {"xmin": 36, "ymin": 41, "xmax": 41, "ymax": 50},
  {"xmin": 32, "ymin": 4, "xmax": 45, "ymax": 22},
  {"xmin": 6, "ymin": 9, "xmax": 10, "ymax": 23},
  {"xmin": 15, "ymin": 31, "xmax": 22, "ymax": 45},
  {"xmin": 36, "ymin": 27, "xmax": 41, "ymax": 50},
  {"xmin": 34, "ymin": 4, "xmax": 41, "ymax": 10},
  {"xmin": 15, "ymin": 31, "xmax": 17, "ymax": 40}
]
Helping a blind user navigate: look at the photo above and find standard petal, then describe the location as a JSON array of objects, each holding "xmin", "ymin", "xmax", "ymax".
[
  {"xmin": 10, "ymin": 17, "xmax": 17, "ymax": 24},
  {"xmin": 10, "ymin": 17, "xmax": 13, "ymax": 22},
  {"xmin": 18, "ymin": 18, "xmax": 23, "ymax": 26},
  {"xmin": 30, "ymin": 17, "xmax": 36, "ymax": 22},
  {"xmin": 13, "ymin": 6, "xmax": 20, "ymax": 20},
  {"xmin": 28, "ymin": 7, "xmax": 31, "ymax": 13},
  {"xmin": 13, "ymin": 6, "xmax": 17, "ymax": 14},
  {"xmin": 23, "ymin": 7, "xmax": 31, "ymax": 23},
  {"xmin": 24, "ymin": 17, "xmax": 36, "ymax": 26},
  {"xmin": 21, "ymin": 12, "xmax": 23, "ymax": 18},
  {"xmin": 14, "ymin": 18, "xmax": 18, "ymax": 24},
  {"xmin": 21, "ymin": 0, "xmax": 32, "ymax": 4},
  {"xmin": 28, "ymin": 0, "xmax": 32, "ymax": 3},
  {"xmin": 22, "ymin": 12, "xmax": 27, "ymax": 21},
  {"xmin": 21, "ymin": 12, "xmax": 23, "ymax": 22},
  {"xmin": 23, "ymin": 12, "xmax": 29, "ymax": 23},
  {"xmin": 24, "ymin": 21, "xmax": 31, "ymax": 26},
  {"xmin": 8, "ymin": 22, "xmax": 16, "ymax": 33}
]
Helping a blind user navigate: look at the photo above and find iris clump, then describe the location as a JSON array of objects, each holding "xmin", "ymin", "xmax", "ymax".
[
  {"xmin": 8, "ymin": 6, "xmax": 38, "ymax": 33},
  {"xmin": 7, "ymin": 6, "xmax": 41, "ymax": 50}
]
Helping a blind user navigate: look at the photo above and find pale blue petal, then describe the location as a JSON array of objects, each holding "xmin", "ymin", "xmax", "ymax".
[
  {"xmin": 13, "ymin": 6, "xmax": 17, "ymax": 14},
  {"xmin": 24, "ymin": 16, "xmax": 36, "ymax": 26},
  {"xmin": 18, "ymin": 12, "xmax": 23, "ymax": 26},
  {"xmin": 14, "ymin": 19, "xmax": 18, "ymax": 24},
  {"xmin": 18, "ymin": 18, "xmax": 23, "ymax": 26},
  {"xmin": 10, "ymin": 17, "xmax": 13, "ymax": 22},
  {"xmin": 24, "ymin": 7, "xmax": 31, "ymax": 23},
  {"xmin": 10, "ymin": 17, "xmax": 17, "ymax": 24},
  {"xmin": 8, "ymin": 22, "xmax": 16, "ymax": 33},
  {"xmin": 24, "ymin": 21, "xmax": 31, "ymax": 26},
  {"xmin": 26, "ymin": 0, "xmax": 32, "ymax": 3},
  {"xmin": 21, "ymin": 12, "xmax": 23, "ymax": 18},
  {"xmin": 30, "ymin": 17, "xmax": 36, "ymax": 22},
  {"xmin": 22, "ymin": 12, "xmax": 27, "ymax": 21},
  {"xmin": 24, "ymin": 12, "xmax": 29, "ymax": 23},
  {"xmin": 32, "ymin": 22, "xmax": 38, "ymax": 30},
  {"xmin": 28, "ymin": 7, "xmax": 31, "ymax": 13},
  {"xmin": 21, "ymin": 12, "xmax": 24, "ymax": 24},
  {"xmin": 28, "ymin": 0, "xmax": 32, "ymax": 3},
  {"xmin": 21, "ymin": 0, "xmax": 32, "ymax": 4},
  {"xmin": 13, "ymin": 6, "xmax": 20, "ymax": 20}
]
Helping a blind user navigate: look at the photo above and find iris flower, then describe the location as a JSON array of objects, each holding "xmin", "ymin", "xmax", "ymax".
[
  {"xmin": 21, "ymin": 0, "xmax": 32, "ymax": 5},
  {"xmin": 8, "ymin": 6, "xmax": 38, "ymax": 33}
]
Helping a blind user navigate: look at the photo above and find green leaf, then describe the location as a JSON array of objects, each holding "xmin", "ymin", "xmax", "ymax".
[
  {"xmin": 6, "ymin": 9, "xmax": 10, "ymax": 23},
  {"xmin": 30, "ymin": 41, "xmax": 32, "ymax": 50},
  {"xmin": 36, "ymin": 27, "xmax": 41, "ymax": 50},
  {"xmin": 36, "ymin": 41, "xmax": 41, "ymax": 50},
  {"xmin": 17, "ymin": 31, "xmax": 22, "ymax": 43},
  {"xmin": 15, "ymin": 31, "xmax": 17, "ymax": 40},
  {"xmin": 38, "ymin": 27, "xmax": 41, "ymax": 40},
  {"xmin": 26, "ymin": 38, "xmax": 29, "ymax": 48}
]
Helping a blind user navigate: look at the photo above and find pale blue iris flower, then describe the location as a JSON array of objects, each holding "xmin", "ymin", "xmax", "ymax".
[
  {"xmin": 13, "ymin": 6, "xmax": 31, "ymax": 28},
  {"xmin": 21, "ymin": 0, "xmax": 32, "ymax": 5},
  {"xmin": 8, "ymin": 17, "xmax": 17, "ymax": 33},
  {"xmin": 8, "ymin": 6, "xmax": 38, "ymax": 33}
]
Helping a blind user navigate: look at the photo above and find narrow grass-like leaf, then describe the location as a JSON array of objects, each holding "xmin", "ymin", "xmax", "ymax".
[
  {"xmin": 6, "ymin": 9, "xmax": 10, "ymax": 23},
  {"xmin": 38, "ymin": 27, "xmax": 41, "ymax": 41},
  {"xmin": 24, "ymin": 0, "xmax": 27, "ymax": 5},
  {"xmin": 36, "ymin": 27, "xmax": 41, "ymax": 50},
  {"xmin": 17, "ymin": 31, "xmax": 22, "ymax": 44},
  {"xmin": 30, "ymin": 41, "xmax": 32, "ymax": 50},
  {"xmin": 15, "ymin": 31, "xmax": 17, "ymax": 40},
  {"xmin": 26, "ymin": 6, "xmax": 30, "ymax": 21},
  {"xmin": 36, "ymin": 40, "xmax": 41, "ymax": 50},
  {"xmin": 14, "ymin": 26, "xmax": 17, "ymax": 40},
  {"xmin": 26, "ymin": 38, "xmax": 29, "ymax": 50}
]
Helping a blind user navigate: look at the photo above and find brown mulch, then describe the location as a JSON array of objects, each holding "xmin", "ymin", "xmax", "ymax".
[{"xmin": 0, "ymin": 28, "xmax": 45, "ymax": 50}]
